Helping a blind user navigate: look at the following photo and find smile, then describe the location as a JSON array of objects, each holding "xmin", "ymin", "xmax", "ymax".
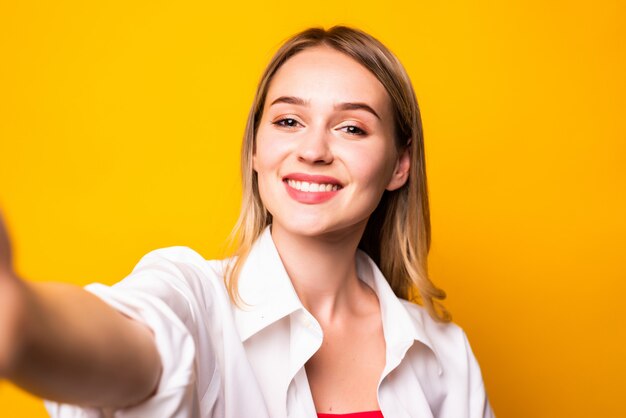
[
  {"xmin": 281, "ymin": 173, "xmax": 344, "ymax": 204},
  {"xmin": 286, "ymin": 179, "xmax": 340, "ymax": 192}
]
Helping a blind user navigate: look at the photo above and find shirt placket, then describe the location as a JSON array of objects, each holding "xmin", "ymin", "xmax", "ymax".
[{"xmin": 287, "ymin": 309, "xmax": 323, "ymax": 418}]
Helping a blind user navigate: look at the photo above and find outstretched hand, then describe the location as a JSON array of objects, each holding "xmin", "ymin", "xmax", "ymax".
[{"xmin": 0, "ymin": 211, "xmax": 26, "ymax": 378}]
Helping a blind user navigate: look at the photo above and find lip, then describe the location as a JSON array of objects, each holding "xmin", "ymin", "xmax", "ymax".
[{"xmin": 282, "ymin": 172, "xmax": 343, "ymax": 205}]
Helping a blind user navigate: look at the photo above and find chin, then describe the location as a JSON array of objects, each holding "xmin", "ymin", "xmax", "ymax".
[
  {"xmin": 273, "ymin": 217, "xmax": 333, "ymax": 238},
  {"xmin": 271, "ymin": 213, "xmax": 367, "ymax": 242}
]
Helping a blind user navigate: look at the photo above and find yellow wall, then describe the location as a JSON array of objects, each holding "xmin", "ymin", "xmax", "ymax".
[{"xmin": 1, "ymin": 1, "xmax": 624, "ymax": 417}]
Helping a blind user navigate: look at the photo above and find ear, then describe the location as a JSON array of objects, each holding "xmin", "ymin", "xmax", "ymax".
[
  {"xmin": 252, "ymin": 147, "xmax": 259, "ymax": 173},
  {"xmin": 385, "ymin": 146, "xmax": 411, "ymax": 191}
]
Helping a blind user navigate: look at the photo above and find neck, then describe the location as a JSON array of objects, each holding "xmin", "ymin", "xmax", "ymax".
[{"xmin": 270, "ymin": 222, "xmax": 370, "ymax": 323}]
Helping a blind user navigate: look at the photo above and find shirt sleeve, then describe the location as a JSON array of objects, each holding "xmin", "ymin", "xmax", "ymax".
[
  {"xmin": 44, "ymin": 247, "xmax": 216, "ymax": 418},
  {"xmin": 463, "ymin": 330, "xmax": 496, "ymax": 418}
]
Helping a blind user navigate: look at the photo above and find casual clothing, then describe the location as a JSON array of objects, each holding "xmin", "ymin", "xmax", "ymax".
[{"xmin": 45, "ymin": 225, "xmax": 495, "ymax": 418}]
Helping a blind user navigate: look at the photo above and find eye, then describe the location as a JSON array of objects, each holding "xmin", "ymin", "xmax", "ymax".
[
  {"xmin": 339, "ymin": 125, "xmax": 367, "ymax": 136},
  {"xmin": 273, "ymin": 118, "xmax": 302, "ymax": 129}
]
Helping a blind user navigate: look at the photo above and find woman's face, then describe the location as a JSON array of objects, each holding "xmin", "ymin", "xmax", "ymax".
[{"xmin": 253, "ymin": 45, "xmax": 410, "ymax": 239}]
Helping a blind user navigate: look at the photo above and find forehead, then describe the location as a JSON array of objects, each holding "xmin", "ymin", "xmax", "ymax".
[{"xmin": 266, "ymin": 46, "xmax": 391, "ymax": 111}]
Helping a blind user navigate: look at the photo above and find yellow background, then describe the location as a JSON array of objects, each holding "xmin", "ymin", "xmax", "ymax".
[{"xmin": 1, "ymin": 1, "xmax": 624, "ymax": 417}]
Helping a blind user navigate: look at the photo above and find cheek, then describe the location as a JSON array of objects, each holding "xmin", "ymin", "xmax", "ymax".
[
  {"xmin": 253, "ymin": 132, "xmax": 291, "ymax": 212},
  {"xmin": 254, "ymin": 130, "xmax": 290, "ymax": 172},
  {"xmin": 346, "ymin": 145, "xmax": 396, "ymax": 188}
]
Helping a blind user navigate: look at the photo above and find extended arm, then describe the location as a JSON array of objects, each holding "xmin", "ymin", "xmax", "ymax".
[{"xmin": 0, "ymin": 214, "xmax": 161, "ymax": 408}]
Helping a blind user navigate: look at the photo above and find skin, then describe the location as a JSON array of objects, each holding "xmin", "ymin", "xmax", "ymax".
[
  {"xmin": 0, "ymin": 212, "xmax": 22, "ymax": 376},
  {"xmin": 0, "ymin": 212, "xmax": 161, "ymax": 408},
  {"xmin": 254, "ymin": 46, "xmax": 410, "ymax": 413}
]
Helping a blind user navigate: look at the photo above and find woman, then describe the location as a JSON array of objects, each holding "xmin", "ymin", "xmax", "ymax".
[{"xmin": 0, "ymin": 26, "xmax": 495, "ymax": 417}]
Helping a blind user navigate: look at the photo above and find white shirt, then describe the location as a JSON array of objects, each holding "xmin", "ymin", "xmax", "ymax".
[{"xmin": 45, "ymin": 226, "xmax": 495, "ymax": 418}]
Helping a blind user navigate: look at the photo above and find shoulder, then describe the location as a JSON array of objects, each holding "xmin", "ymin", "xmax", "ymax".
[
  {"xmin": 399, "ymin": 299, "xmax": 494, "ymax": 416},
  {"xmin": 399, "ymin": 299, "xmax": 476, "ymax": 372},
  {"xmin": 101, "ymin": 246, "xmax": 234, "ymax": 318},
  {"xmin": 399, "ymin": 299, "xmax": 464, "ymax": 338},
  {"xmin": 132, "ymin": 246, "xmax": 227, "ymax": 272},
  {"xmin": 128, "ymin": 246, "xmax": 229, "ymax": 284}
]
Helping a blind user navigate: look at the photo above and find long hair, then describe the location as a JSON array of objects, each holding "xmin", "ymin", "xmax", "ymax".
[{"xmin": 224, "ymin": 26, "xmax": 450, "ymax": 322}]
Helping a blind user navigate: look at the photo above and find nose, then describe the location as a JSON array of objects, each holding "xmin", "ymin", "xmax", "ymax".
[{"xmin": 296, "ymin": 126, "xmax": 334, "ymax": 165}]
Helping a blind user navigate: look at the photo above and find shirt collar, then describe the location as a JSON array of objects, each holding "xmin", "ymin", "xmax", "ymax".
[
  {"xmin": 233, "ymin": 226, "xmax": 303, "ymax": 342},
  {"xmin": 355, "ymin": 249, "xmax": 444, "ymax": 374},
  {"xmin": 233, "ymin": 225, "xmax": 443, "ymax": 372}
]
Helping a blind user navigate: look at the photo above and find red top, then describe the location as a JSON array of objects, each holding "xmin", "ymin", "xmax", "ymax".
[{"xmin": 317, "ymin": 412, "xmax": 383, "ymax": 418}]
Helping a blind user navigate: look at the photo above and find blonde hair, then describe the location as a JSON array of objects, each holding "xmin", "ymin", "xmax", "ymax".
[{"xmin": 225, "ymin": 26, "xmax": 450, "ymax": 322}]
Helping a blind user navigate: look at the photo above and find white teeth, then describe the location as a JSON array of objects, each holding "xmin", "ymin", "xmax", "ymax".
[{"xmin": 286, "ymin": 179, "xmax": 340, "ymax": 192}]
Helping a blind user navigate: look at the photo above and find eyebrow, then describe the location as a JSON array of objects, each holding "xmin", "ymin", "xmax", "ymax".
[{"xmin": 269, "ymin": 96, "xmax": 381, "ymax": 120}]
